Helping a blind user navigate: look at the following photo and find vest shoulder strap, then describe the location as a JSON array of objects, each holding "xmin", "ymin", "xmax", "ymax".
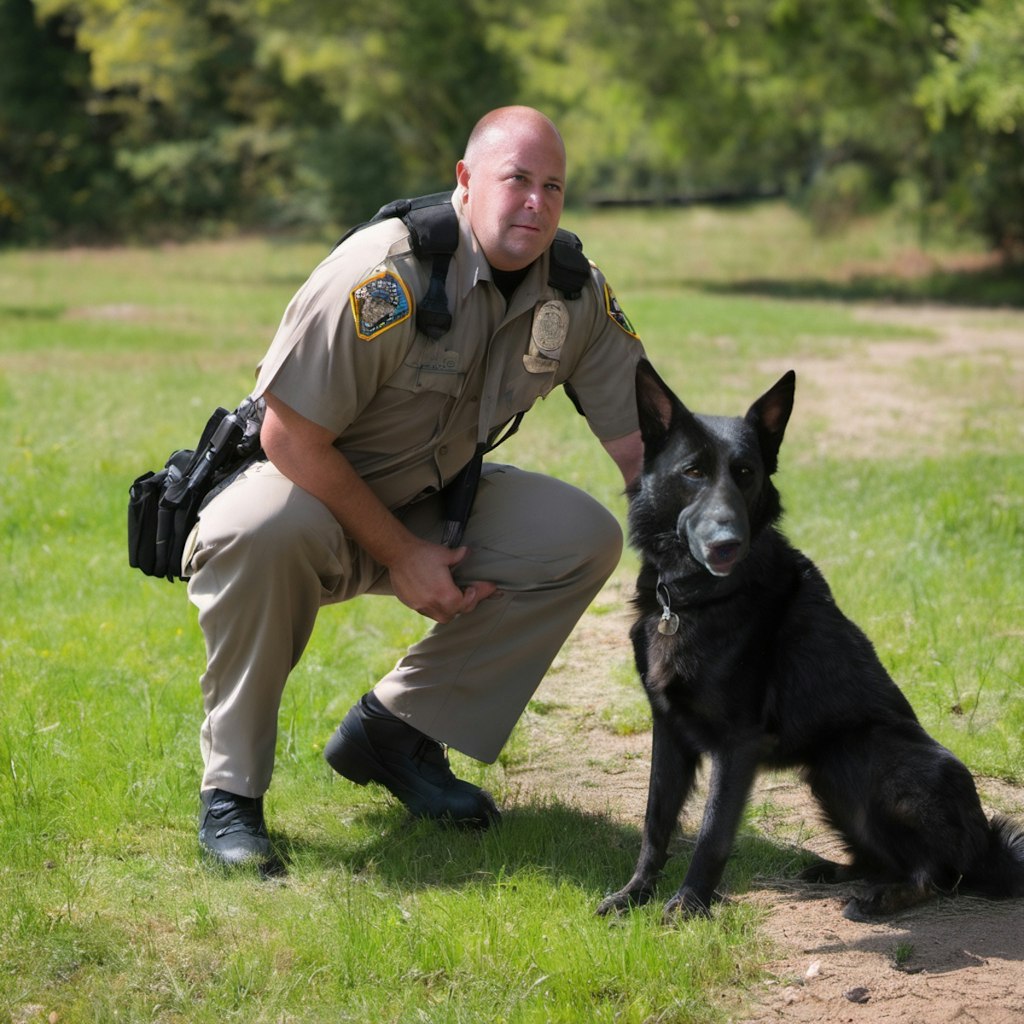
[
  {"xmin": 548, "ymin": 228, "xmax": 590, "ymax": 299},
  {"xmin": 335, "ymin": 192, "xmax": 592, "ymax": 338}
]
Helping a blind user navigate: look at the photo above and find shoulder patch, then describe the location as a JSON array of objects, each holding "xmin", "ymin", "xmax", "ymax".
[
  {"xmin": 350, "ymin": 271, "xmax": 412, "ymax": 341},
  {"xmin": 603, "ymin": 282, "xmax": 640, "ymax": 340}
]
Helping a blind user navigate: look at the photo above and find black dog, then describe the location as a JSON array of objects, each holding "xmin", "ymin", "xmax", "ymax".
[{"xmin": 598, "ymin": 361, "xmax": 1024, "ymax": 922}]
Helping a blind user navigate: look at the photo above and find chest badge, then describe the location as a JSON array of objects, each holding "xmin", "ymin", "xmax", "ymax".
[{"xmin": 524, "ymin": 299, "xmax": 569, "ymax": 373}]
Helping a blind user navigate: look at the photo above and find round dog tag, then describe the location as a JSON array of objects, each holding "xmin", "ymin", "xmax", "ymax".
[{"xmin": 658, "ymin": 611, "xmax": 679, "ymax": 636}]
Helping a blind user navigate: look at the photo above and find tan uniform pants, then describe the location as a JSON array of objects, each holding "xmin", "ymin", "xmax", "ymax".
[{"xmin": 185, "ymin": 460, "xmax": 623, "ymax": 797}]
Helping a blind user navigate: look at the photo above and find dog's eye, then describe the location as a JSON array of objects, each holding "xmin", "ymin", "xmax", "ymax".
[{"xmin": 682, "ymin": 465, "xmax": 705, "ymax": 479}]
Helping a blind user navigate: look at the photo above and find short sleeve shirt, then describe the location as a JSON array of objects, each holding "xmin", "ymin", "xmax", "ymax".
[{"xmin": 255, "ymin": 195, "xmax": 646, "ymax": 509}]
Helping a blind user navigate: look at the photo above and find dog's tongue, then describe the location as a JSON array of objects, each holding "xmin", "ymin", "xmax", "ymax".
[{"xmin": 706, "ymin": 542, "xmax": 742, "ymax": 576}]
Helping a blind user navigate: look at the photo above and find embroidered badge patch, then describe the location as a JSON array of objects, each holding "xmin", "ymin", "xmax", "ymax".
[
  {"xmin": 604, "ymin": 283, "xmax": 640, "ymax": 340},
  {"xmin": 350, "ymin": 271, "xmax": 412, "ymax": 341}
]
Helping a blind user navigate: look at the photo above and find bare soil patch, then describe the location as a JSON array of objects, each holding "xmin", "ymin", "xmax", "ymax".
[
  {"xmin": 507, "ymin": 302, "xmax": 1024, "ymax": 1024},
  {"xmin": 784, "ymin": 303, "xmax": 1024, "ymax": 461}
]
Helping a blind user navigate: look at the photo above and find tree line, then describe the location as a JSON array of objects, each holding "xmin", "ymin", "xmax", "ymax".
[{"xmin": 1, "ymin": 0, "xmax": 1022, "ymax": 252}]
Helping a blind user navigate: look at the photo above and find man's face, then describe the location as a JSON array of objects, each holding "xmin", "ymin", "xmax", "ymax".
[{"xmin": 456, "ymin": 121, "xmax": 566, "ymax": 272}]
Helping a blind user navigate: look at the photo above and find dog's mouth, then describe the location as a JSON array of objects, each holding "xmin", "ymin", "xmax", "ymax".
[{"xmin": 704, "ymin": 542, "xmax": 744, "ymax": 576}]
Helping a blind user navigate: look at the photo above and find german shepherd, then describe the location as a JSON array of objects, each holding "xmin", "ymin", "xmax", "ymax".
[{"xmin": 597, "ymin": 361, "xmax": 1024, "ymax": 922}]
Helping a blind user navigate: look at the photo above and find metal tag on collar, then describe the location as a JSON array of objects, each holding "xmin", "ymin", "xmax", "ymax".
[{"xmin": 656, "ymin": 579, "xmax": 679, "ymax": 636}]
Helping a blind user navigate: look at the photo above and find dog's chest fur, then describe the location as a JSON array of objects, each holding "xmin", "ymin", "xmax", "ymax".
[{"xmin": 634, "ymin": 532, "xmax": 811, "ymax": 753}]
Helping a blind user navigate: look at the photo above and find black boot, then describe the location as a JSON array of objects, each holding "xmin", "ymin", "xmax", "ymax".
[
  {"xmin": 324, "ymin": 693, "xmax": 500, "ymax": 828},
  {"xmin": 199, "ymin": 788, "xmax": 278, "ymax": 869}
]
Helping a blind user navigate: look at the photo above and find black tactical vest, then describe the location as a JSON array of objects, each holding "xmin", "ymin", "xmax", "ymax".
[{"xmin": 335, "ymin": 190, "xmax": 592, "ymax": 339}]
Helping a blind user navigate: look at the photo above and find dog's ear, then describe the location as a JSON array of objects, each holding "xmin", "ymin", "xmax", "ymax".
[
  {"xmin": 745, "ymin": 370, "xmax": 795, "ymax": 473},
  {"xmin": 635, "ymin": 360, "xmax": 691, "ymax": 451}
]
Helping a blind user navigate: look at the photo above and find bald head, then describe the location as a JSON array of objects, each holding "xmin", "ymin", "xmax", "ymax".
[
  {"xmin": 456, "ymin": 106, "xmax": 567, "ymax": 271},
  {"xmin": 463, "ymin": 106, "xmax": 566, "ymax": 168}
]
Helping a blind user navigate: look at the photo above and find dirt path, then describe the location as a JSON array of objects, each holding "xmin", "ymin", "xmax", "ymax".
[{"xmin": 507, "ymin": 303, "xmax": 1024, "ymax": 1024}]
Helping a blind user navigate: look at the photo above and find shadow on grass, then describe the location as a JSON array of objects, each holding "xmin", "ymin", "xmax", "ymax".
[
  {"xmin": 687, "ymin": 259, "xmax": 1024, "ymax": 308},
  {"xmin": 275, "ymin": 799, "xmax": 825, "ymax": 909},
  {"xmin": 279, "ymin": 801, "xmax": 643, "ymax": 896},
  {"xmin": 268, "ymin": 791, "xmax": 1024, "ymax": 949},
  {"xmin": 0, "ymin": 302, "xmax": 66, "ymax": 320}
]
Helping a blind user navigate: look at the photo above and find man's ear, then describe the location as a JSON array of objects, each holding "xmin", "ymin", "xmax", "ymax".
[{"xmin": 456, "ymin": 160, "xmax": 470, "ymax": 197}]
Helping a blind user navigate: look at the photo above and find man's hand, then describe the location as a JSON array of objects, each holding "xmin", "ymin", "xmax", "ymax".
[
  {"xmin": 261, "ymin": 392, "xmax": 498, "ymax": 624},
  {"xmin": 387, "ymin": 541, "xmax": 498, "ymax": 624}
]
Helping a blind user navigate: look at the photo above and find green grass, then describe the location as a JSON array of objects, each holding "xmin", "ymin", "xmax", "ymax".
[{"xmin": 1, "ymin": 201, "xmax": 1022, "ymax": 1022}]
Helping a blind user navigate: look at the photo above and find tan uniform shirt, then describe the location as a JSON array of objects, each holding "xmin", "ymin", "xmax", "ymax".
[{"xmin": 254, "ymin": 195, "xmax": 645, "ymax": 510}]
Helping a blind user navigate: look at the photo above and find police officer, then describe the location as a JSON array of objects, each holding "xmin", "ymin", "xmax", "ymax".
[{"xmin": 187, "ymin": 105, "xmax": 647, "ymax": 867}]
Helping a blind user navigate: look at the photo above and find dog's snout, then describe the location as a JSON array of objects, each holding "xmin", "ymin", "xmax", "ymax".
[
  {"xmin": 677, "ymin": 486, "xmax": 751, "ymax": 578},
  {"xmin": 709, "ymin": 492, "xmax": 744, "ymax": 532}
]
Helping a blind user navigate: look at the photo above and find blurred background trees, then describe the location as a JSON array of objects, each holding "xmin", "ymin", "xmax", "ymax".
[{"xmin": 1, "ymin": 0, "xmax": 1021, "ymax": 252}]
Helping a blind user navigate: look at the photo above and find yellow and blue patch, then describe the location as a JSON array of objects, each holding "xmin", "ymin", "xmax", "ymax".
[
  {"xmin": 350, "ymin": 271, "xmax": 412, "ymax": 341},
  {"xmin": 604, "ymin": 283, "xmax": 639, "ymax": 340}
]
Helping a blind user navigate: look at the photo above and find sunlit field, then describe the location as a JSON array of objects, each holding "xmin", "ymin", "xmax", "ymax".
[{"xmin": 2, "ymin": 202, "xmax": 1021, "ymax": 1022}]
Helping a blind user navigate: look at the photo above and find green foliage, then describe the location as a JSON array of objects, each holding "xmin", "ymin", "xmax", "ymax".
[
  {"xmin": 0, "ymin": 0, "xmax": 123, "ymax": 242},
  {"xmin": 17, "ymin": 0, "xmax": 522, "ymax": 237},
  {"xmin": 3, "ymin": 0, "xmax": 1024, "ymax": 249},
  {"xmin": 259, "ymin": 0, "xmax": 522, "ymax": 217},
  {"xmin": 916, "ymin": 0, "xmax": 1024, "ymax": 251},
  {"xmin": 31, "ymin": 0, "xmax": 333, "ymax": 234},
  {"xmin": 919, "ymin": 0, "xmax": 1024, "ymax": 137}
]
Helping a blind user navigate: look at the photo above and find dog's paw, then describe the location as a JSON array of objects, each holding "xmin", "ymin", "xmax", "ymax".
[
  {"xmin": 662, "ymin": 887, "xmax": 714, "ymax": 923},
  {"xmin": 841, "ymin": 896, "xmax": 876, "ymax": 922},
  {"xmin": 843, "ymin": 882, "xmax": 932, "ymax": 920},
  {"xmin": 596, "ymin": 887, "xmax": 653, "ymax": 917}
]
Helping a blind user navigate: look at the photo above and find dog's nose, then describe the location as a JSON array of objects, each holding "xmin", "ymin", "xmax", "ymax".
[{"xmin": 710, "ymin": 501, "xmax": 740, "ymax": 530}]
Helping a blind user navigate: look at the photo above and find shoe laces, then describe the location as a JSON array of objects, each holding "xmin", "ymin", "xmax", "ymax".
[
  {"xmin": 206, "ymin": 793, "xmax": 267, "ymax": 838},
  {"xmin": 411, "ymin": 736, "xmax": 460, "ymax": 784}
]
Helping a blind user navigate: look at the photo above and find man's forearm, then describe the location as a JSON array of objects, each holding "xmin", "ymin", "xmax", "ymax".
[
  {"xmin": 602, "ymin": 430, "xmax": 644, "ymax": 490},
  {"xmin": 260, "ymin": 394, "xmax": 418, "ymax": 569},
  {"xmin": 259, "ymin": 392, "xmax": 497, "ymax": 623}
]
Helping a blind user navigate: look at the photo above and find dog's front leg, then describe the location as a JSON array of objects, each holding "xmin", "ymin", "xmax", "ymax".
[
  {"xmin": 596, "ymin": 710, "xmax": 698, "ymax": 916},
  {"xmin": 664, "ymin": 739, "xmax": 761, "ymax": 921}
]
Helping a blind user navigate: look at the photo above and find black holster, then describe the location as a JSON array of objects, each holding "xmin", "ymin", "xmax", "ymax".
[{"xmin": 128, "ymin": 399, "xmax": 263, "ymax": 582}]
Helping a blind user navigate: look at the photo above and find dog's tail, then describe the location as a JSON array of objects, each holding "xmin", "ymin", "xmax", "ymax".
[{"xmin": 966, "ymin": 814, "xmax": 1024, "ymax": 898}]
